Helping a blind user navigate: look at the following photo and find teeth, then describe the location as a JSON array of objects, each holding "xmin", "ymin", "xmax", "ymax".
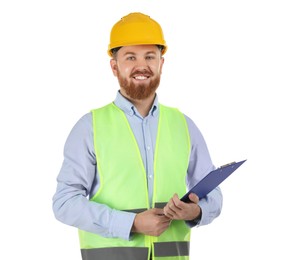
[{"xmin": 135, "ymin": 76, "xmax": 147, "ymax": 80}]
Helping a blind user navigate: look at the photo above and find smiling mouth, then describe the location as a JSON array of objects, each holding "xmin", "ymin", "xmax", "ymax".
[{"xmin": 133, "ymin": 75, "xmax": 150, "ymax": 80}]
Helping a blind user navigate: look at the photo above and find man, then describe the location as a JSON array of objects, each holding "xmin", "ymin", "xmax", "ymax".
[{"xmin": 53, "ymin": 12, "xmax": 223, "ymax": 260}]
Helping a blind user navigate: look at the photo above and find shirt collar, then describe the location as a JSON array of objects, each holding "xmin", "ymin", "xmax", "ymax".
[{"xmin": 113, "ymin": 91, "xmax": 159, "ymax": 118}]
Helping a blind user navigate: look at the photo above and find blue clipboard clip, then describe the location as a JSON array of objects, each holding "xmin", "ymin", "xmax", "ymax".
[{"xmin": 181, "ymin": 159, "xmax": 247, "ymax": 203}]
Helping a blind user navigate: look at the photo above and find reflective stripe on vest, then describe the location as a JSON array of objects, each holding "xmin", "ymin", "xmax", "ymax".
[
  {"xmin": 81, "ymin": 247, "xmax": 148, "ymax": 260},
  {"xmin": 81, "ymin": 241, "xmax": 189, "ymax": 259},
  {"xmin": 79, "ymin": 103, "xmax": 191, "ymax": 260}
]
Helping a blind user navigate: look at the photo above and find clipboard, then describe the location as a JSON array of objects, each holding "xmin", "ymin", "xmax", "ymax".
[{"xmin": 181, "ymin": 159, "xmax": 247, "ymax": 203}]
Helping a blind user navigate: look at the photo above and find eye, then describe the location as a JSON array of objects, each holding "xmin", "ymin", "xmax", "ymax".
[
  {"xmin": 146, "ymin": 55, "xmax": 155, "ymax": 60},
  {"xmin": 126, "ymin": 56, "xmax": 136, "ymax": 61}
]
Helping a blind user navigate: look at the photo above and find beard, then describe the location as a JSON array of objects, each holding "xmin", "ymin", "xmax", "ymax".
[{"xmin": 117, "ymin": 67, "xmax": 161, "ymax": 100}]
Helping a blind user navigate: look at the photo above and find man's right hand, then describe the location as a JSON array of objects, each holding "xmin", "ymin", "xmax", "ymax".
[{"xmin": 131, "ymin": 208, "xmax": 171, "ymax": 237}]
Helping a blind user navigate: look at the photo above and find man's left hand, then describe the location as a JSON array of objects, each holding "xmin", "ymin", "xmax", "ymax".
[{"xmin": 163, "ymin": 193, "xmax": 201, "ymax": 221}]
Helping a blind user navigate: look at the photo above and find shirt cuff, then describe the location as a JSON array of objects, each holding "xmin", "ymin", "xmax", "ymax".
[
  {"xmin": 186, "ymin": 200, "xmax": 206, "ymax": 228},
  {"xmin": 109, "ymin": 210, "xmax": 136, "ymax": 240}
]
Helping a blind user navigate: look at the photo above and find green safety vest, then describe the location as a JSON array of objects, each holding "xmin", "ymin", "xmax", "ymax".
[{"xmin": 79, "ymin": 103, "xmax": 191, "ymax": 260}]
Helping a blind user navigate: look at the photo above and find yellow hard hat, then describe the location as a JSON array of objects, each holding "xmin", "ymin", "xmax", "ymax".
[{"xmin": 108, "ymin": 12, "xmax": 167, "ymax": 57}]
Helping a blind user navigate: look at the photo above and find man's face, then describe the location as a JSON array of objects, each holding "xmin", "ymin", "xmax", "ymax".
[{"xmin": 110, "ymin": 45, "xmax": 164, "ymax": 101}]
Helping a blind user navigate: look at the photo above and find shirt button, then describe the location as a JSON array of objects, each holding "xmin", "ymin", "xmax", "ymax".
[{"xmin": 147, "ymin": 146, "xmax": 150, "ymax": 150}]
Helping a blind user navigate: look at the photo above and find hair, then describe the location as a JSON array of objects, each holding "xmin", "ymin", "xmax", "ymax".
[
  {"xmin": 111, "ymin": 45, "xmax": 165, "ymax": 59},
  {"xmin": 156, "ymin": 45, "xmax": 165, "ymax": 53},
  {"xmin": 111, "ymin": 47, "xmax": 121, "ymax": 59}
]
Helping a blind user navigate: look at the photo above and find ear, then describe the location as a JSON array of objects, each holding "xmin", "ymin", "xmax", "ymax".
[
  {"xmin": 159, "ymin": 57, "xmax": 165, "ymax": 75},
  {"xmin": 110, "ymin": 59, "xmax": 118, "ymax": 77}
]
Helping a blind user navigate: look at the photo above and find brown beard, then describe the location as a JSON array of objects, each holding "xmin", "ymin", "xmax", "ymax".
[{"xmin": 117, "ymin": 68, "xmax": 160, "ymax": 100}]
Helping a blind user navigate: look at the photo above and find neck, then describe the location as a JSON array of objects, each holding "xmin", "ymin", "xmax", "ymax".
[
  {"xmin": 133, "ymin": 96, "xmax": 155, "ymax": 117},
  {"xmin": 121, "ymin": 92, "xmax": 155, "ymax": 117}
]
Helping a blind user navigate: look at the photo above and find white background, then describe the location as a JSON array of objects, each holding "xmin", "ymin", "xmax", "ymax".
[{"xmin": 1, "ymin": 0, "xmax": 284, "ymax": 259}]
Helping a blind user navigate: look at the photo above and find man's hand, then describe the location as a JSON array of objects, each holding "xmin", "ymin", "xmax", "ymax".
[
  {"xmin": 131, "ymin": 208, "xmax": 171, "ymax": 236},
  {"xmin": 163, "ymin": 193, "xmax": 201, "ymax": 221}
]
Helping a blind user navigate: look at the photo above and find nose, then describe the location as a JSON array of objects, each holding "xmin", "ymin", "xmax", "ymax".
[{"xmin": 135, "ymin": 57, "xmax": 148, "ymax": 69}]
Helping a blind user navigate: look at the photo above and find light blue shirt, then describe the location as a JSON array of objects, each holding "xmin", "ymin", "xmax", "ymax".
[{"xmin": 52, "ymin": 91, "xmax": 223, "ymax": 240}]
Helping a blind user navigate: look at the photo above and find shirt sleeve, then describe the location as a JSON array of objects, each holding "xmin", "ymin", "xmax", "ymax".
[
  {"xmin": 184, "ymin": 115, "xmax": 223, "ymax": 227},
  {"xmin": 52, "ymin": 112, "xmax": 136, "ymax": 240}
]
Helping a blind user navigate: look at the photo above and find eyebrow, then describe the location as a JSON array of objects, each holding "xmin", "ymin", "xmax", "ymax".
[{"xmin": 123, "ymin": 51, "xmax": 157, "ymax": 56}]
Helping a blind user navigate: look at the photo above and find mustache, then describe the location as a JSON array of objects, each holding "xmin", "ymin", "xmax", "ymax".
[{"xmin": 130, "ymin": 69, "xmax": 154, "ymax": 78}]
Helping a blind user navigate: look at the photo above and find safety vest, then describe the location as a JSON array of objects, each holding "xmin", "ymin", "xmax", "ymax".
[{"xmin": 79, "ymin": 103, "xmax": 191, "ymax": 260}]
